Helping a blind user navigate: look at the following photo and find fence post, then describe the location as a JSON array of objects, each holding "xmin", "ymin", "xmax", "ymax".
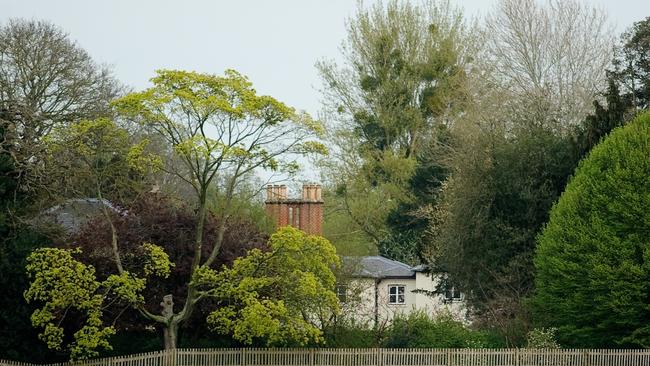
[
  {"xmin": 309, "ymin": 349, "xmax": 314, "ymax": 366},
  {"xmin": 447, "ymin": 349, "xmax": 452, "ymax": 366},
  {"xmin": 583, "ymin": 350, "xmax": 589, "ymax": 366},
  {"xmin": 377, "ymin": 348, "xmax": 383, "ymax": 366},
  {"xmin": 515, "ymin": 348, "xmax": 520, "ymax": 366}
]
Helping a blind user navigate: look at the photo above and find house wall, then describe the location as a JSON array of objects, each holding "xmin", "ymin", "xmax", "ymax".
[
  {"xmin": 413, "ymin": 272, "xmax": 466, "ymax": 320},
  {"xmin": 340, "ymin": 278, "xmax": 376, "ymax": 325},
  {"xmin": 340, "ymin": 273, "xmax": 467, "ymax": 327}
]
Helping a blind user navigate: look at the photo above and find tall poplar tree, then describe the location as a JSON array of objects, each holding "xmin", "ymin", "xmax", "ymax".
[{"xmin": 318, "ymin": 0, "xmax": 476, "ymax": 263}]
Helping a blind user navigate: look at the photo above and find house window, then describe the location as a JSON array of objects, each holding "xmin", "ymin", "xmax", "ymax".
[
  {"xmin": 388, "ymin": 285, "xmax": 405, "ymax": 304},
  {"xmin": 336, "ymin": 285, "xmax": 348, "ymax": 303},
  {"xmin": 444, "ymin": 286, "xmax": 462, "ymax": 302}
]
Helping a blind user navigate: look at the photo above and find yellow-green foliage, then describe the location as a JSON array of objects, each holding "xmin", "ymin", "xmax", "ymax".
[
  {"xmin": 111, "ymin": 69, "xmax": 327, "ymax": 176},
  {"xmin": 194, "ymin": 227, "xmax": 340, "ymax": 346},
  {"xmin": 126, "ymin": 139, "xmax": 163, "ymax": 174},
  {"xmin": 24, "ymin": 244, "xmax": 174, "ymax": 360},
  {"xmin": 46, "ymin": 118, "xmax": 127, "ymax": 154},
  {"xmin": 103, "ymin": 272, "xmax": 146, "ymax": 305},
  {"xmin": 43, "ymin": 118, "xmax": 159, "ymax": 199},
  {"xmin": 141, "ymin": 242, "xmax": 174, "ymax": 278},
  {"xmin": 24, "ymin": 248, "xmax": 115, "ymax": 360}
]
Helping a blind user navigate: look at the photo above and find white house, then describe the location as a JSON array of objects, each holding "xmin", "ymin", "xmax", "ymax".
[
  {"xmin": 336, "ymin": 256, "xmax": 467, "ymax": 327},
  {"xmin": 265, "ymin": 184, "xmax": 468, "ymax": 327}
]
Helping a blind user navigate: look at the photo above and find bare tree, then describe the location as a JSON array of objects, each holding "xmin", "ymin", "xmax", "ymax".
[
  {"xmin": 484, "ymin": 0, "xmax": 614, "ymax": 130},
  {"xmin": 0, "ymin": 19, "xmax": 122, "ymax": 192}
]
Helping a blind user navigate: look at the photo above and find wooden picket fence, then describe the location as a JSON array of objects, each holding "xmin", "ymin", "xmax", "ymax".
[{"xmin": 2, "ymin": 348, "xmax": 650, "ymax": 366}]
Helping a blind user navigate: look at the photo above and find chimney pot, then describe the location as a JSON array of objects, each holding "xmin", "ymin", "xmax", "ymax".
[
  {"xmin": 266, "ymin": 183, "xmax": 323, "ymax": 235},
  {"xmin": 315, "ymin": 185, "xmax": 322, "ymax": 201}
]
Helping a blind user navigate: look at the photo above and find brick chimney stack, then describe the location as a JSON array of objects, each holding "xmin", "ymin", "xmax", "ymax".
[{"xmin": 265, "ymin": 184, "xmax": 324, "ymax": 235}]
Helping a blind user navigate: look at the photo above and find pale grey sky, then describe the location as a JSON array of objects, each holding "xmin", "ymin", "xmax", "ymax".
[{"xmin": 4, "ymin": 0, "xmax": 649, "ymax": 119}]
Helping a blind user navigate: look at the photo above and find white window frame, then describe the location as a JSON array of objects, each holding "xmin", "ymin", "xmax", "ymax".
[
  {"xmin": 388, "ymin": 284, "xmax": 406, "ymax": 305},
  {"xmin": 444, "ymin": 285, "xmax": 463, "ymax": 302}
]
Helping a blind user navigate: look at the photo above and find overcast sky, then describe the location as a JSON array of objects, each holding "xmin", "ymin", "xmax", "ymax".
[
  {"xmin": 4, "ymin": 0, "xmax": 650, "ymax": 119},
  {"xmin": 3, "ymin": 0, "xmax": 649, "ymax": 187}
]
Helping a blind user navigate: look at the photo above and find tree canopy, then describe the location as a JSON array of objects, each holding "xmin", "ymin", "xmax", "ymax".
[
  {"xmin": 0, "ymin": 20, "xmax": 122, "ymax": 362},
  {"xmin": 0, "ymin": 19, "xmax": 121, "ymax": 193},
  {"xmin": 23, "ymin": 68, "xmax": 328, "ymax": 358},
  {"xmin": 194, "ymin": 227, "xmax": 340, "ymax": 346},
  {"xmin": 2, "ymin": 5, "xmax": 650, "ymax": 360},
  {"xmin": 318, "ymin": 0, "xmax": 475, "ymax": 264},
  {"xmin": 533, "ymin": 111, "xmax": 650, "ymax": 347}
]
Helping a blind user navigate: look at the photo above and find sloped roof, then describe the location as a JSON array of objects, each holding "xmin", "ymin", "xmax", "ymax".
[
  {"xmin": 40, "ymin": 198, "xmax": 122, "ymax": 233},
  {"xmin": 342, "ymin": 256, "xmax": 417, "ymax": 279}
]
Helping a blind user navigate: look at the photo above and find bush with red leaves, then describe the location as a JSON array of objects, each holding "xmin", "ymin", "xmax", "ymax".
[{"xmin": 61, "ymin": 193, "xmax": 269, "ymax": 340}]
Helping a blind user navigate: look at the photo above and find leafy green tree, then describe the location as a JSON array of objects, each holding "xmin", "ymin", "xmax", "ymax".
[
  {"xmin": 27, "ymin": 68, "xmax": 324, "ymax": 355},
  {"xmin": 533, "ymin": 111, "xmax": 650, "ymax": 347},
  {"xmin": 43, "ymin": 118, "xmax": 158, "ymax": 203},
  {"xmin": 318, "ymin": 0, "xmax": 475, "ymax": 262},
  {"xmin": 24, "ymin": 244, "xmax": 173, "ymax": 360},
  {"xmin": 68, "ymin": 193, "xmax": 269, "ymax": 346},
  {"xmin": 0, "ymin": 21, "xmax": 123, "ymax": 357},
  {"xmin": 321, "ymin": 187, "xmax": 377, "ymax": 257},
  {"xmin": 193, "ymin": 227, "xmax": 340, "ymax": 346},
  {"xmin": 427, "ymin": 0, "xmax": 618, "ymax": 339},
  {"xmin": 40, "ymin": 118, "xmax": 159, "ymax": 273},
  {"xmin": 611, "ymin": 16, "xmax": 650, "ymax": 111},
  {"xmin": 430, "ymin": 123, "xmax": 578, "ymax": 345},
  {"xmin": 574, "ymin": 16, "xmax": 650, "ymax": 158},
  {"xmin": 574, "ymin": 78, "xmax": 627, "ymax": 158}
]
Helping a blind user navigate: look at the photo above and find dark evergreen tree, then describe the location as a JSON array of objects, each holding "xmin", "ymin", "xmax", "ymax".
[
  {"xmin": 575, "ymin": 16, "xmax": 650, "ymax": 157},
  {"xmin": 534, "ymin": 111, "xmax": 650, "ymax": 347}
]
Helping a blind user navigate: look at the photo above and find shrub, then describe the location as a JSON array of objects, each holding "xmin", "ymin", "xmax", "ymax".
[
  {"xmin": 323, "ymin": 319, "xmax": 378, "ymax": 348},
  {"xmin": 383, "ymin": 311, "xmax": 495, "ymax": 348},
  {"xmin": 526, "ymin": 328, "xmax": 560, "ymax": 349}
]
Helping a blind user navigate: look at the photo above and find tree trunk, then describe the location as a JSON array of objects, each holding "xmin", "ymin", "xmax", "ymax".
[
  {"xmin": 163, "ymin": 321, "xmax": 178, "ymax": 350},
  {"xmin": 161, "ymin": 294, "xmax": 178, "ymax": 349}
]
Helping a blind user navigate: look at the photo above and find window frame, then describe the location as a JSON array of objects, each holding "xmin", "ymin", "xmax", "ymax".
[
  {"xmin": 444, "ymin": 285, "xmax": 463, "ymax": 302},
  {"xmin": 388, "ymin": 284, "xmax": 406, "ymax": 305}
]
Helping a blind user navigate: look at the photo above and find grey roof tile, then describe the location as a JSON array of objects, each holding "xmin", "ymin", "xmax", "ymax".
[{"xmin": 341, "ymin": 256, "xmax": 416, "ymax": 279}]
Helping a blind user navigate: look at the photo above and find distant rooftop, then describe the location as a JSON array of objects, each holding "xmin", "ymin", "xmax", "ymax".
[
  {"xmin": 40, "ymin": 198, "xmax": 121, "ymax": 233},
  {"xmin": 342, "ymin": 255, "xmax": 423, "ymax": 279}
]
